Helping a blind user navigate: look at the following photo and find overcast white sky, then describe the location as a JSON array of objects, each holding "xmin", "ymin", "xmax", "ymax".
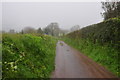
[{"xmin": 2, "ymin": 2, "xmax": 104, "ymax": 32}]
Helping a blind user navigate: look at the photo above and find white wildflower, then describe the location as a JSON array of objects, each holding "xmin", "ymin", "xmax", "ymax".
[
  {"xmin": 19, "ymin": 55, "xmax": 22, "ymax": 58},
  {"xmin": 11, "ymin": 44, "xmax": 13, "ymax": 46},
  {"xmin": 14, "ymin": 66, "xmax": 17, "ymax": 70},
  {"xmin": 8, "ymin": 62, "xmax": 14, "ymax": 68}
]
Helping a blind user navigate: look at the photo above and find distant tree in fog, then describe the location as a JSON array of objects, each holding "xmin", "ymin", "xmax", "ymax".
[
  {"xmin": 44, "ymin": 27, "xmax": 50, "ymax": 35},
  {"xmin": 0, "ymin": 30, "xmax": 6, "ymax": 34},
  {"xmin": 70, "ymin": 25, "xmax": 80, "ymax": 32},
  {"xmin": 19, "ymin": 30, "xmax": 23, "ymax": 34},
  {"xmin": 22, "ymin": 27, "xmax": 36, "ymax": 34},
  {"xmin": 37, "ymin": 28, "xmax": 43, "ymax": 34},
  {"xmin": 43, "ymin": 22, "xmax": 60, "ymax": 36},
  {"xmin": 9, "ymin": 29, "xmax": 15, "ymax": 34}
]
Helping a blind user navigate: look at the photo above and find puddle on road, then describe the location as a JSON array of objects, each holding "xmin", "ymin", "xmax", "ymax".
[
  {"xmin": 67, "ymin": 49, "xmax": 69, "ymax": 51},
  {"xmin": 60, "ymin": 42, "xmax": 63, "ymax": 46}
]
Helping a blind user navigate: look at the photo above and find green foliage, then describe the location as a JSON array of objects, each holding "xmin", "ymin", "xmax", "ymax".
[
  {"xmin": 2, "ymin": 34, "xmax": 57, "ymax": 78},
  {"xmin": 101, "ymin": 1, "xmax": 120, "ymax": 20},
  {"xmin": 67, "ymin": 17, "xmax": 120, "ymax": 50}
]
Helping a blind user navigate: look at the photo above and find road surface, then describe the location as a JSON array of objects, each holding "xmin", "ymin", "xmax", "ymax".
[{"xmin": 52, "ymin": 41, "xmax": 116, "ymax": 78}]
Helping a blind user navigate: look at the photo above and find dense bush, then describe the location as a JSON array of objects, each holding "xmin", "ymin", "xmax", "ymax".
[
  {"xmin": 67, "ymin": 17, "xmax": 120, "ymax": 49},
  {"xmin": 2, "ymin": 34, "xmax": 57, "ymax": 78}
]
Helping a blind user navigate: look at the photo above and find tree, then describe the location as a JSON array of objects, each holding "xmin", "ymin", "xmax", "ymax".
[
  {"xmin": 70, "ymin": 25, "xmax": 80, "ymax": 32},
  {"xmin": 43, "ymin": 22, "xmax": 60, "ymax": 36},
  {"xmin": 22, "ymin": 27, "xmax": 36, "ymax": 34},
  {"xmin": 19, "ymin": 30, "xmax": 24, "ymax": 34},
  {"xmin": 101, "ymin": 0, "xmax": 120, "ymax": 20},
  {"xmin": 43, "ymin": 27, "xmax": 50, "ymax": 35},
  {"xmin": 9, "ymin": 29, "xmax": 15, "ymax": 34},
  {"xmin": 37, "ymin": 28, "xmax": 43, "ymax": 34}
]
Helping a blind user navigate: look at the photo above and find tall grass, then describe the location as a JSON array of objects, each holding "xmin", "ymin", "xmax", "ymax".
[
  {"xmin": 63, "ymin": 37, "xmax": 119, "ymax": 77},
  {"xmin": 2, "ymin": 34, "xmax": 58, "ymax": 78}
]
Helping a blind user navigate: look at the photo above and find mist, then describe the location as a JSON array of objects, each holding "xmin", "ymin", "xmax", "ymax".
[{"xmin": 2, "ymin": 2, "xmax": 103, "ymax": 32}]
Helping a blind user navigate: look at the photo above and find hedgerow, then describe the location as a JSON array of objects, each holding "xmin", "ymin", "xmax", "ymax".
[
  {"xmin": 2, "ymin": 34, "xmax": 57, "ymax": 78},
  {"xmin": 67, "ymin": 17, "xmax": 120, "ymax": 49}
]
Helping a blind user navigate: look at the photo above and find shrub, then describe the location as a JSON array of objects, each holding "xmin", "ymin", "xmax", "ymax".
[{"xmin": 2, "ymin": 34, "xmax": 57, "ymax": 78}]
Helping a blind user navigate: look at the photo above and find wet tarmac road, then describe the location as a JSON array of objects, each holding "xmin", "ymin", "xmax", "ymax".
[{"xmin": 52, "ymin": 41, "xmax": 116, "ymax": 78}]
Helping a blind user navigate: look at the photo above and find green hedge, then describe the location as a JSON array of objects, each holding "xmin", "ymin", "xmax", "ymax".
[
  {"xmin": 67, "ymin": 17, "xmax": 120, "ymax": 49},
  {"xmin": 2, "ymin": 34, "xmax": 57, "ymax": 78}
]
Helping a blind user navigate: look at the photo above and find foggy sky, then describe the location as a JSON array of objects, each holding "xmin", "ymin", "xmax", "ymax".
[
  {"xmin": 2, "ymin": 2, "xmax": 103, "ymax": 32},
  {"xmin": 0, "ymin": 2, "xmax": 2, "ymax": 31}
]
